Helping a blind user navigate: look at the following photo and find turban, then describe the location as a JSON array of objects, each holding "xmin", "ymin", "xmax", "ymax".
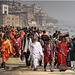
[
  {"xmin": 12, "ymin": 29, "xmax": 15, "ymax": 32},
  {"xmin": 1, "ymin": 39, "xmax": 5, "ymax": 43}
]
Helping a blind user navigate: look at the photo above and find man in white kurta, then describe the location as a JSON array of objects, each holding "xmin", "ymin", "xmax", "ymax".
[{"xmin": 30, "ymin": 38, "xmax": 43, "ymax": 70}]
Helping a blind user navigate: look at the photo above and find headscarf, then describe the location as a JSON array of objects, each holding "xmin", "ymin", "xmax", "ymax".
[{"xmin": 12, "ymin": 29, "xmax": 15, "ymax": 32}]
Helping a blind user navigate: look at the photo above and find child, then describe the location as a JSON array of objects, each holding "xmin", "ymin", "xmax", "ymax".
[{"xmin": 54, "ymin": 40, "xmax": 60, "ymax": 68}]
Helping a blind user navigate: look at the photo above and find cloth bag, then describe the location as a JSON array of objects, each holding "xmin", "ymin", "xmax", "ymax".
[{"xmin": 20, "ymin": 52, "xmax": 24, "ymax": 61}]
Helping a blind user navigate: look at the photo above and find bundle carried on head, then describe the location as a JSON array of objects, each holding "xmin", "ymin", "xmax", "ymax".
[{"xmin": 59, "ymin": 32, "xmax": 69, "ymax": 37}]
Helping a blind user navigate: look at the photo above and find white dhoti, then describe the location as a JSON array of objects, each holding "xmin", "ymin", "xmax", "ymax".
[
  {"xmin": 33, "ymin": 57, "xmax": 38, "ymax": 68},
  {"xmin": 71, "ymin": 61, "xmax": 75, "ymax": 68},
  {"xmin": 30, "ymin": 42, "xmax": 43, "ymax": 69}
]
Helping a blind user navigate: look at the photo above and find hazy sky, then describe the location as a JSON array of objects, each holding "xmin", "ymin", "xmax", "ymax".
[{"xmin": 21, "ymin": 1, "xmax": 75, "ymax": 25}]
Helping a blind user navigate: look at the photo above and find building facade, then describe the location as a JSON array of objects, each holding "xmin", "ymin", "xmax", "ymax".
[
  {"xmin": 3, "ymin": 14, "xmax": 19, "ymax": 26},
  {"xmin": 0, "ymin": 1, "xmax": 48, "ymax": 27},
  {"xmin": 0, "ymin": 0, "xmax": 21, "ymax": 27}
]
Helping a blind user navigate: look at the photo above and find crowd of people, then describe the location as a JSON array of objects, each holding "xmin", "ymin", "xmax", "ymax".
[{"xmin": 0, "ymin": 25, "xmax": 75, "ymax": 72}]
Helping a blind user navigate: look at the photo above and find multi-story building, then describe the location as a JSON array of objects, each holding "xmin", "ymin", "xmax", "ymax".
[
  {"xmin": 40, "ymin": 12, "xmax": 47, "ymax": 26},
  {"xmin": 2, "ymin": 14, "xmax": 19, "ymax": 26},
  {"xmin": 0, "ymin": 3, "xmax": 20, "ymax": 27},
  {"xmin": 22, "ymin": 4, "xmax": 47, "ymax": 26},
  {"xmin": 0, "ymin": 3, "xmax": 8, "ymax": 15},
  {"xmin": 23, "ymin": 4, "xmax": 35, "ymax": 21},
  {"xmin": 0, "ymin": 0, "xmax": 22, "ymax": 27},
  {"xmin": 0, "ymin": 4, "xmax": 8, "ymax": 26},
  {"xmin": 0, "ymin": 0, "xmax": 21, "ymax": 14},
  {"xmin": 0, "ymin": 1, "xmax": 48, "ymax": 27}
]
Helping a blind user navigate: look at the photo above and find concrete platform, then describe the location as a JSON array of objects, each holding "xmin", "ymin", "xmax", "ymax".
[{"xmin": 0, "ymin": 57, "xmax": 75, "ymax": 75}]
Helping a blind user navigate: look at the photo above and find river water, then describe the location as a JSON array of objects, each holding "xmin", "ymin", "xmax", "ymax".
[{"xmin": 47, "ymin": 25, "xmax": 75, "ymax": 38}]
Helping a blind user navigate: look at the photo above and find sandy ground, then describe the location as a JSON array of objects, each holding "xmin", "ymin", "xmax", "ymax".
[{"xmin": 0, "ymin": 57, "xmax": 75, "ymax": 75}]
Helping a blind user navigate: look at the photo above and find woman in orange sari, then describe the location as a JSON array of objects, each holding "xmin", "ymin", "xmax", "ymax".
[
  {"xmin": 0, "ymin": 38, "xmax": 15, "ymax": 69},
  {"xmin": 0, "ymin": 39, "xmax": 9, "ymax": 68}
]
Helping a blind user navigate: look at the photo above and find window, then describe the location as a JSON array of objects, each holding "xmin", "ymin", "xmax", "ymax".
[
  {"xmin": 16, "ymin": 18, "xmax": 18, "ymax": 20},
  {"xmin": 7, "ymin": 17, "xmax": 10, "ymax": 20},
  {"xmin": 7, "ymin": 21, "xmax": 10, "ymax": 23},
  {"xmin": 16, "ymin": 7, "xmax": 18, "ymax": 9},
  {"xmin": 4, "ymin": 11, "xmax": 7, "ymax": 14},
  {"xmin": 4, "ymin": 7, "xmax": 7, "ymax": 9},
  {"xmin": 12, "ymin": 18, "xmax": 14, "ymax": 20},
  {"xmin": 0, "ymin": 7, "xmax": 1, "ymax": 9}
]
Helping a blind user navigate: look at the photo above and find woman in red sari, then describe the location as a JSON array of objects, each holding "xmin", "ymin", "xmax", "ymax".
[{"xmin": 57, "ymin": 37, "xmax": 68, "ymax": 71}]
